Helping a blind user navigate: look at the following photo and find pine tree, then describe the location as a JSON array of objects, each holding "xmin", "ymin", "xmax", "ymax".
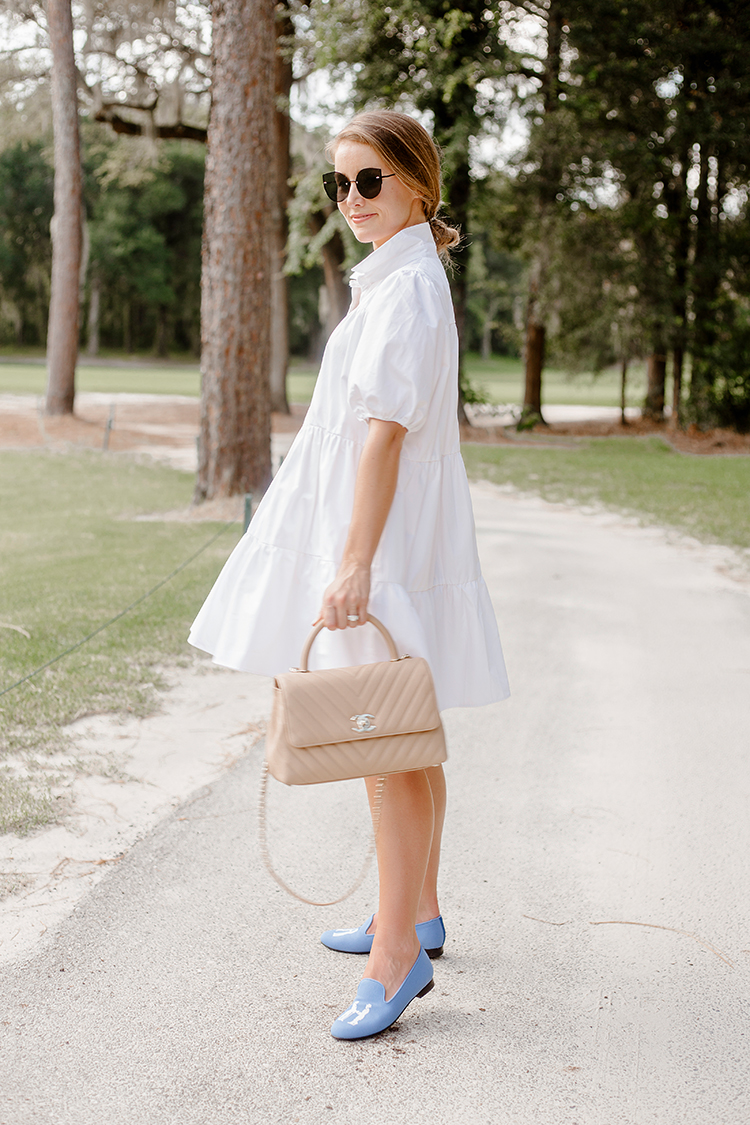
[
  {"xmin": 195, "ymin": 0, "xmax": 275, "ymax": 501},
  {"xmin": 45, "ymin": 0, "xmax": 82, "ymax": 416}
]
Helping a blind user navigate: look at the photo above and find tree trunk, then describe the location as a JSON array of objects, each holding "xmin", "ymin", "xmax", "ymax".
[
  {"xmin": 670, "ymin": 345, "xmax": 683, "ymax": 430},
  {"xmin": 481, "ymin": 318, "xmax": 491, "ymax": 362},
  {"xmin": 667, "ymin": 132, "xmax": 690, "ymax": 434},
  {"xmin": 314, "ymin": 221, "xmax": 350, "ymax": 335},
  {"xmin": 269, "ymin": 0, "xmax": 292, "ymax": 414},
  {"xmin": 522, "ymin": 267, "xmax": 545, "ymax": 421},
  {"xmin": 123, "ymin": 300, "xmax": 132, "ymax": 353},
  {"xmin": 644, "ymin": 351, "xmax": 667, "ymax": 420},
  {"xmin": 154, "ymin": 306, "xmax": 170, "ymax": 357},
  {"xmin": 10, "ymin": 303, "xmax": 23, "ymax": 347},
  {"xmin": 523, "ymin": 316, "xmax": 545, "ymax": 420},
  {"xmin": 86, "ymin": 272, "xmax": 100, "ymax": 356},
  {"xmin": 195, "ymin": 0, "xmax": 274, "ymax": 502},
  {"xmin": 519, "ymin": 0, "xmax": 562, "ymax": 428},
  {"xmin": 445, "ymin": 154, "xmax": 471, "ymax": 381},
  {"xmin": 689, "ymin": 139, "xmax": 723, "ymax": 422},
  {"xmin": 45, "ymin": 0, "xmax": 82, "ymax": 417},
  {"xmin": 620, "ymin": 357, "xmax": 628, "ymax": 426},
  {"xmin": 481, "ymin": 297, "xmax": 498, "ymax": 361},
  {"xmin": 270, "ymin": 236, "xmax": 290, "ymax": 412},
  {"xmin": 431, "ymin": 100, "xmax": 472, "ymax": 422}
]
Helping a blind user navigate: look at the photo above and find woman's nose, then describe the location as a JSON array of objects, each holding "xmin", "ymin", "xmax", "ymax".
[{"xmin": 346, "ymin": 181, "xmax": 364, "ymax": 203}]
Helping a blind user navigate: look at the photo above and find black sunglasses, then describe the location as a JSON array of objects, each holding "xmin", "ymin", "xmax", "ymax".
[{"xmin": 322, "ymin": 168, "xmax": 396, "ymax": 203}]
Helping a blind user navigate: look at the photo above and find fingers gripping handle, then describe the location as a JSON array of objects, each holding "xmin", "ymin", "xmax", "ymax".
[{"xmin": 298, "ymin": 614, "xmax": 399, "ymax": 671}]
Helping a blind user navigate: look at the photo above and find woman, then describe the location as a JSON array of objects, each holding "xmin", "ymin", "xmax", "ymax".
[{"xmin": 189, "ymin": 110, "xmax": 509, "ymax": 1040}]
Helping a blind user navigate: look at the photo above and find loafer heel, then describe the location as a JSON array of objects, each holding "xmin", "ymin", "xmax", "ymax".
[
  {"xmin": 417, "ymin": 979, "xmax": 435, "ymax": 998},
  {"xmin": 322, "ymin": 914, "xmax": 446, "ymax": 957}
]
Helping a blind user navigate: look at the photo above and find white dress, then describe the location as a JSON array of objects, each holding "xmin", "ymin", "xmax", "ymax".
[{"xmin": 189, "ymin": 223, "xmax": 509, "ymax": 711}]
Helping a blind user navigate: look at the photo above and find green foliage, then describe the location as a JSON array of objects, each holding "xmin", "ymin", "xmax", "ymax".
[
  {"xmin": 0, "ymin": 129, "xmax": 205, "ymax": 355},
  {"xmin": 309, "ymin": 0, "xmax": 508, "ymax": 164},
  {"xmin": 563, "ymin": 0, "xmax": 750, "ymax": 425},
  {"xmin": 689, "ymin": 305, "xmax": 750, "ymax": 433},
  {"xmin": 85, "ymin": 134, "xmax": 205, "ymax": 355},
  {"xmin": 465, "ymin": 183, "xmax": 526, "ymax": 358},
  {"xmin": 3, "ymin": 0, "xmax": 750, "ymax": 423},
  {"xmin": 0, "ymin": 140, "xmax": 54, "ymax": 346}
]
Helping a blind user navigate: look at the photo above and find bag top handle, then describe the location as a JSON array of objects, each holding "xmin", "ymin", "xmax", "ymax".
[{"xmin": 298, "ymin": 613, "xmax": 399, "ymax": 671}]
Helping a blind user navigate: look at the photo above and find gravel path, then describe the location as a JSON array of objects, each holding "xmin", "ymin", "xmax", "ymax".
[{"xmin": 1, "ymin": 484, "xmax": 748, "ymax": 1125}]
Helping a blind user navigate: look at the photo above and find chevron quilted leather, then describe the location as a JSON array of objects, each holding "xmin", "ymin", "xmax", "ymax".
[{"xmin": 266, "ymin": 641, "xmax": 447, "ymax": 786}]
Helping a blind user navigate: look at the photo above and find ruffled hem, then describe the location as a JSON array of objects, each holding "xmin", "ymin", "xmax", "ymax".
[{"xmin": 188, "ymin": 538, "xmax": 509, "ymax": 712}]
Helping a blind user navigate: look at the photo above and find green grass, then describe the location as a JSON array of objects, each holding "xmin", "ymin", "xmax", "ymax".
[
  {"xmin": 0, "ymin": 360, "xmax": 202, "ymax": 398},
  {"xmin": 0, "ymin": 356, "xmax": 321, "ymax": 401},
  {"xmin": 0, "ymin": 353, "xmax": 646, "ymax": 408},
  {"xmin": 464, "ymin": 355, "xmax": 649, "ymax": 409},
  {"xmin": 0, "ymin": 449, "xmax": 241, "ymax": 833},
  {"xmin": 274, "ymin": 355, "xmax": 651, "ymax": 408},
  {"xmin": 462, "ymin": 436, "xmax": 750, "ymax": 551}
]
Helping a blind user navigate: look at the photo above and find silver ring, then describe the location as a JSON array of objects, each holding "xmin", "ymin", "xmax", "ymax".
[{"xmin": 346, "ymin": 614, "xmax": 359, "ymax": 622}]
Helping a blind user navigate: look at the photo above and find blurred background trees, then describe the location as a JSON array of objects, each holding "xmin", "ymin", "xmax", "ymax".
[{"xmin": 0, "ymin": 0, "xmax": 749, "ymax": 434}]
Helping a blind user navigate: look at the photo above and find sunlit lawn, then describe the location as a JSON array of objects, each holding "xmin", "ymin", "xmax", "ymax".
[
  {"xmin": 0, "ymin": 360, "xmax": 202, "ymax": 398},
  {"xmin": 0, "ymin": 353, "xmax": 648, "ymax": 407},
  {"xmin": 0, "ymin": 449, "xmax": 241, "ymax": 833},
  {"xmin": 462, "ymin": 437, "xmax": 750, "ymax": 551},
  {"xmin": 287, "ymin": 355, "xmax": 650, "ymax": 408}
]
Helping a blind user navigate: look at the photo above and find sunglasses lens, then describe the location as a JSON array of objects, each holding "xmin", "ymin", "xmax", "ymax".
[
  {"xmin": 322, "ymin": 173, "xmax": 341, "ymax": 202},
  {"xmin": 334, "ymin": 173, "xmax": 353, "ymax": 202},
  {"xmin": 357, "ymin": 170, "xmax": 383, "ymax": 199}
]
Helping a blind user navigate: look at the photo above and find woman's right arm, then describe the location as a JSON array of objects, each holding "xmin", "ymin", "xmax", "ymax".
[{"xmin": 316, "ymin": 417, "xmax": 407, "ymax": 631}]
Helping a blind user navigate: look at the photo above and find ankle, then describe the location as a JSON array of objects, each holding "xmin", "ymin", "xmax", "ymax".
[{"xmin": 416, "ymin": 903, "xmax": 440, "ymax": 925}]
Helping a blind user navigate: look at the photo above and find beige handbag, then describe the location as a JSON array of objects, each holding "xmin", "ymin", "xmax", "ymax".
[
  {"xmin": 259, "ymin": 614, "xmax": 447, "ymax": 904},
  {"xmin": 266, "ymin": 614, "xmax": 446, "ymax": 785}
]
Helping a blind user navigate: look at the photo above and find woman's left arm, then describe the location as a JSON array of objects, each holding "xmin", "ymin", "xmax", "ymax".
[{"xmin": 317, "ymin": 417, "xmax": 407, "ymax": 630}]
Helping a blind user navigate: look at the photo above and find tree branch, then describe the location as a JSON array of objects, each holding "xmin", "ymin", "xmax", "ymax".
[{"xmin": 93, "ymin": 106, "xmax": 207, "ymax": 142}]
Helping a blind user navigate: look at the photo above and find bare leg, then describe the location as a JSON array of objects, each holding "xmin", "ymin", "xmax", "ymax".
[
  {"xmin": 362, "ymin": 768, "xmax": 435, "ymax": 1001},
  {"xmin": 365, "ymin": 763, "xmax": 446, "ymax": 934},
  {"xmin": 418, "ymin": 764, "xmax": 446, "ymax": 922}
]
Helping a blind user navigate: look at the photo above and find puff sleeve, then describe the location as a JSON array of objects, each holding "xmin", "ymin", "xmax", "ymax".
[{"xmin": 347, "ymin": 268, "xmax": 447, "ymax": 434}]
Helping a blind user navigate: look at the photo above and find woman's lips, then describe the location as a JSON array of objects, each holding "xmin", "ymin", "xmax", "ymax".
[{"xmin": 350, "ymin": 213, "xmax": 376, "ymax": 222}]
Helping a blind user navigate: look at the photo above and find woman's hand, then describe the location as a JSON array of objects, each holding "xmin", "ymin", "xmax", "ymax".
[
  {"xmin": 314, "ymin": 417, "xmax": 406, "ymax": 631},
  {"xmin": 317, "ymin": 562, "xmax": 371, "ymax": 631}
]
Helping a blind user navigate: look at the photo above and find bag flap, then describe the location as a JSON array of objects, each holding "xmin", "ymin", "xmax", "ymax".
[{"xmin": 275, "ymin": 656, "xmax": 441, "ymax": 750}]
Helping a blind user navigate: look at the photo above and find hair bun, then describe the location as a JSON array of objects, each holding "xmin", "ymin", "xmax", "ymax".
[{"xmin": 428, "ymin": 215, "xmax": 461, "ymax": 259}]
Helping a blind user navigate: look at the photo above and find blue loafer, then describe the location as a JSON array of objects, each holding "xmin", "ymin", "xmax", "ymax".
[
  {"xmin": 321, "ymin": 914, "xmax": 445, "ymax": 959},
  {"xmin": 330, "ymin": 948, "xmax": 434, "ymax": 1040}
]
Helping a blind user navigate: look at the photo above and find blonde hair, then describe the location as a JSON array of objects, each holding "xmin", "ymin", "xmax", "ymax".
[{"xmin": 326, "ymin": 110, "xmax": 461, "ymax": 261}]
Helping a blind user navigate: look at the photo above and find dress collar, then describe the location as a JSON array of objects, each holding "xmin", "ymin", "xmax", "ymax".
[{"xmin": 349, "ymin": 223, "xmax": 436, "ymax": 291}]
